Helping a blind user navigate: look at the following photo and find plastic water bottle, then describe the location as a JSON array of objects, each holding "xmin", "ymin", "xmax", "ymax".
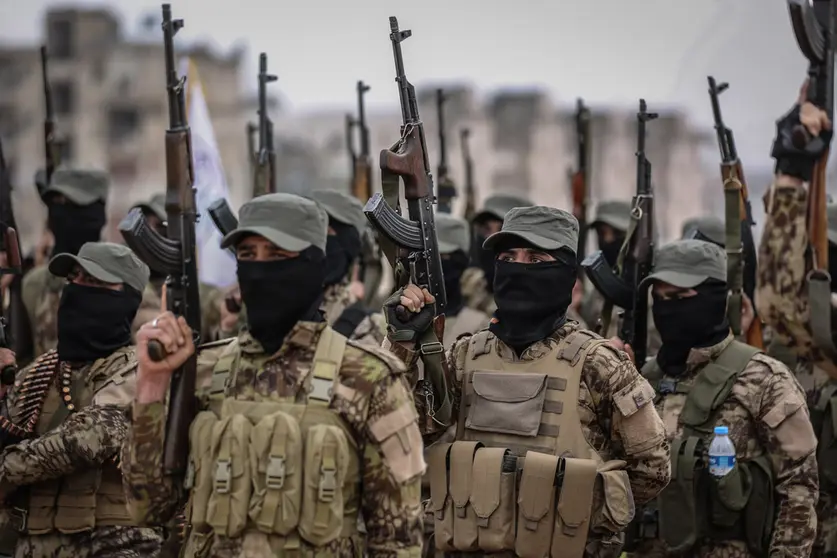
[{"xmin": 708, "ymin": 425, "xmax": 736, "ymax": 478}]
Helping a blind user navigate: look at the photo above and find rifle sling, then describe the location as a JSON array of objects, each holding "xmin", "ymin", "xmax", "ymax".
[
  {"xmin": 724, "ymin": 176, "xmax": 744, "ymax": 337},
  {"xmin": 808, "ymin": 271, "xmax": 837, "ymax": 362}
]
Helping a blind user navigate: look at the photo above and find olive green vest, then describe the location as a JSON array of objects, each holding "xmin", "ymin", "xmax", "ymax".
[
  {"xmin": 18, "ymin": 349, "xmax": 136, "ymax": 535},
  {"xmin": 184, "ymin": 326, "xmax": 361, "ymax": 552},
  {"xmin": 427, "ymin": 329, "xmax": 631, "ymax": 558},
  {"xmin": 637, "ymin": 340, "xmax": 774, "ymax": 554}
]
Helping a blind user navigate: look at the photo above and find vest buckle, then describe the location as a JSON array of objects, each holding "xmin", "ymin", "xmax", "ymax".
[
  {"xmin": 318, "ymin": 467, "xmax": 337, "ymax": 503},
  {"xmin": 214, "ymin": 459, "xmax": 232, "ymax": 494},
  {"xmin": 420, "ymin": 342, "xmax": 444, "ymax": 355},
  {"xmin": 266, "ymin": 456, "xmax": 286, "ymax": 489},
  {"xmin": 184, "ymin": 459, "xmax": 196, "ymax": 491},
  {"xmin": 11, "ymin": 507, "xmax": 27, "ymax": 532}
]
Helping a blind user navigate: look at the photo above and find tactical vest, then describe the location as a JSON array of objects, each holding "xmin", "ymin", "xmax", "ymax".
[
  {"xmin": 442, "ymin": 308, "xmax": 489, "ymax": 348},
  {"xmin": 184, "ymin": 326, "xmax": 361, "ymax": 554},
  {"xmin": 427, "ymin": 329, "xmax": 632, "ymax": 558},
  {"xmin": 634, "ymin": 341, "xmax": 774, "ymax": 554},
  {"xmin": 14, "ymin": 349, "xmax": 135, "ymax": 535}
]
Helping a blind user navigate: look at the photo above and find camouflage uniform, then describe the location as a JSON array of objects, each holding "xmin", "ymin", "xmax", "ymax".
[
  {"xmin": 310, "ymin": 190, "xmax": 387, "ymax": 346},
  {"xmin": 756, "ymin": 180, "xmax": 837, "ymax": 555},
  {"xmin": 627, "ymin": 240, "xmax": 818, "ymax": 558},
  {"xmin": 462, "ymin": 194, "xmax": 533, "ymax": 316},
  {"xmin": 580, "ymin": 200, "xmax": 662, "ymax": 358},
  {"xmin": 0, "ymin": 243, "xmax": 162, "ymax": 557},
  {"xmin": 122, "ymin": 193, "xmax": 424, "ymax": 558},
  {"xmin": 386, "ymin": 206, "xmax": 670, "ymax": 558}
]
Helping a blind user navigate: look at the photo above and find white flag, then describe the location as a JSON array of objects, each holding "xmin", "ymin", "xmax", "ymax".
[{"xmin": 182, "ymin": 58, "xmax": 237, "ymax": 288}]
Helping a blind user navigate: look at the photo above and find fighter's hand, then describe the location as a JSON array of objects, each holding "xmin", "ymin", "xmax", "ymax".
[
  {"xmin": 383, "ymin": 284, "xmax": 436, "ymax": 341},
  {"xmin": 797, "ymin": 79, "xmax": 832, "ymax": 137},
  {"xmin": 136, "ymin": 311, "xmax": 194, "ymax": 378},
  {"xmin": 219, "ymin": 285, "xmax": 241, "ymax": 332},
  {"xmin": 0, "ymin": 348, "xmax": 16, "ymax": 399},
  {"xmin": 399, "ymin": 284, "xmax": 435, "ymax": 313},
  {"xmin": 740, "ymin": 294, "xmax": 755, "ymax": 335}
]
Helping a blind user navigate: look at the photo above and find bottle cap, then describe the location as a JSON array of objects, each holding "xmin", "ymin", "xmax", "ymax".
[{"xmin": 714, "ymin": 426, "xmax": 729, "ymax": 435}]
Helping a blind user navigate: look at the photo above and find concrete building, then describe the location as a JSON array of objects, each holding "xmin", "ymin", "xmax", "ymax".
[
  {"xmin": 0, "ymin": 7, "xmax": 249, "ymax": 251},
  {"xmin": 276, "ymin": 85, "xmax": 716, "ymax": 245}
]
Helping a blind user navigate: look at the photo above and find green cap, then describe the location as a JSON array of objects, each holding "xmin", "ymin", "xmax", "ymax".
[
  {"xmin": 681, "ymin": 215, "xmax": 725, "ymax": 246},
  {"xmin": 133, "ymin": 193, "xmax": 167, "ymax": 222},
  {"xmin": 49, "ymin": 242, "xmax": 150, "ymax": 293},
  {"xmin": 436, "ymin": 213, "xmax": 470, "ymax": 254},
  {"xmin": 309, "ymin": 189, "xmax": 366, "ymax": 235},
  {"xmin": 44, "ymin": 168, "xmax": 109, "ymax": 205},
  {"xmin": 642, "ymin": 239, "xmax": 726, "ymax": 289},
  {"xmin": 590, "ymin": 200, "xmax": 631, "ymax": 232},
  {"xmin": 483, "ymin": 206, "xmax": 578, "ymax": 253},
  {"xmin": 828, "ymin": 202, "xmax": 837, "ymax": 245},
  {"xmin": 221, "ymin": 193, "xmax": 328, "ymax": 252},
  {"xmin": 474, "ymin": 194, "xmax": 533, "ymax": 222}
]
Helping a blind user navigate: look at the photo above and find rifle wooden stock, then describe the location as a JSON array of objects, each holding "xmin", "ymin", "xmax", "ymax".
[
  {"xmin": 809, "ymin": 153, "xmax": 829, "ymax": 269},
  {"xmin": 352, "ymin": 159, "xmax": 372, "ymax": 201},
  {"xmin": 380, "ymin": 126, "xmax": 430, "ymax": 199}
]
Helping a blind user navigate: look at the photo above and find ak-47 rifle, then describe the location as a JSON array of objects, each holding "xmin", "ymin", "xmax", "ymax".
[
  {"xmin": 435, "ymin": 89, "xmax": 455, "ymax": 213},
  {"xmin": 460, "ymin": 128, "xmax": 476, "ymax": 221},
  {"xmin": 582, "ymin": 99, "xmax": 657, "ymax": 366},
  {"xmin": 787, "ymin": 0, "xmax": 837, "ymax": 356},
  {"xmin": 346, "ymin": 113, "xmax": 357, "ymax": 182},
  {"xmin": 707, "ymin": 76, "xmax": 764, "ymax": 348},
  {"xmin": 246, "ymin": 121, "xmax": 257, "ymax": 174},
  {"xmin": 352, "ymin": 80, "xmax": 372, "ymax": 202},
  {"xmin": 118, "ymin": 3, "xmax": 200, "ymax": 480},
  {"xmin": 40, "ymin": 45, "xmax": 61, "ymax": 194},
  {"xmin": 0, "ymin": 140, "xmax": 32, "ymax": 369},
  {"xmin": 569, "ymin": 98, "xmax": 591, "ymax": 264},
  {"xmin": 364, "ymin": 17, "xmax": 451, "ymax": 429},
  {"xmin": 252, "ymin": 53, "xmax": 277, "ymax": 198}
]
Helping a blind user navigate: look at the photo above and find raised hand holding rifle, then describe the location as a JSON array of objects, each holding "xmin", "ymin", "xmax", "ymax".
[
  {"xmin": 39, "ymin": 45, "xmax": 62, "ymax": 197},
  {"xmin": 582, "ymin": 99, "xmax": 657, "ymax": 366},
  {"xmin": 364, "ymin": 17, "xmax": 451, "ymax": 430},
  {"xmin": 569, "ymin": 98, "xmax": 591, "ymax": 265},
  {"xmin": 435, "ymin": 88, "xmax": 456, "ymax": 213},
  {"xmin": 707, "ymin": 76, "xmax": 764, "ymax": 348},
  {"xmin": 119, "ymin": 3, "xmax": 201, "ymax": 482},
  {"xmin": 775, "ymin": 0, "xmax": 836, "ymax": 357}
]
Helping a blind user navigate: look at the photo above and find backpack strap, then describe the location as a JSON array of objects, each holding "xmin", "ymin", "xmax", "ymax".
[
  {"xmin": 307, "ymin": 326, "xmax": 347, "ymax": 405},
  {"xmin": 557, "ymin": 330, "xmax": 603, "ymax": 365},
  {"xmin": 332, "ymin": 302, "xmax": 370, "ymax": 338},
  {"xmin": 467, "ymin": 330, "xmax": 494, "ymax": 360}
]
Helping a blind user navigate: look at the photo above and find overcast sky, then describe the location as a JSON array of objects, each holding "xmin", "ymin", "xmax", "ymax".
[{"xmin": 0, "ymin": 0, "xmax": 810, "ymax": 168}]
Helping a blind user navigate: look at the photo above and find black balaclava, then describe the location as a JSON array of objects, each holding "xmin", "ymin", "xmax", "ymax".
[
  {"xmin": 324, "ymin": 219, "xmax": 361, "ymax": 287},
  {"xmin": 57, "ymin": 283, "xmax": 142, "ymax": 363},
  {"xmin": 48, "ymin": 200, "xmax": 106, "ymax": 256},
  {"xmin": 442, "ymin": 250, "xmax": 470, "ymax": 317},
  {"xmin": 652, "ymin": 280, "xmax": 730, "ymax": 376},
  {"xmin": 829, "ymin": 242, "xmax": 837, "ymax": 292},
  {"xmin": 489, "ymin": 241, "xmax": 578, "ymax": 355},
  {"xmin": 598, "ymin": 228, "xmax": 627, "ymax": 268},
  {"xmin": 237, "ymin": 247, "xmax": 326, "ymax": 354},
  {"xmin": 472, "ymin": 217, "xmax": 504, "ymax": 291}
]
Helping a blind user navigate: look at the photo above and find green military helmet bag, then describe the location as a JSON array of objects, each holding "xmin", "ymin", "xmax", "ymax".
[
  {"xmin": 681, "ymin": 215, "xmax": 725, "ymax": 246},
  {"xmin": 43, "ymin": 167, "xmax": 109, "ymax": 205},
  {"xmin": 220, "ymin": 192, "xmax": 328, "ymax": 252},
  {"xmin": 436, "ymin": 213, "xmax": 471, "ymax": 254},
  {"xmin": 309, "ymin": 189, "xmax": 367, "ymax": 236},
  {"xmin": 642, "ymin": 239, "xmax": 727, "ymax": 289},
  {"xmin": 590, "ymin": 200, "xmax": 632, "ymax": 233},
  {"xmin": 483, "ymin": 205, "xmax": 579, "ymax": 254},
  {"xmin": 473, "ymin": 194, "xmax": 533, "ymax": 222},
  {"xmin": 48, "ymin": 241, "xmax": 150, "ymax": 292},
  {"xmin": 133, "ymin": 193, "xmax": 167, "ymax": 222}
]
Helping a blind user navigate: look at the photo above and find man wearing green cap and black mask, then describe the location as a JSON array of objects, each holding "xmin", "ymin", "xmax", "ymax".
[
  {"xmin": 22, "ymin": 167, "xmax": 110, "ymax": 363},
  {"xmin": 461, "ymin": 193, "xmax": 532, "ymax": 316},
  {"xmin": 384, "ymin": 206, "xmax": 669, "ymax": 557},
  {"xmin": 0, "ymin": 241, "xmax": 163, "ymax": 557},
  {"xmin": 623, "ymin": 239, "xmax": 817, "ymax": 557},
  {"xmin": 310, "ymin": 189, "xmax": 387, "ymax": 345},
  {"xmin": 123, "ymin": 193, "xmax": 424, "ymax": 556}
]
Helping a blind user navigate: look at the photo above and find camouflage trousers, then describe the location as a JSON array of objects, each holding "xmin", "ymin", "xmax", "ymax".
[
  {"xmin": 814, "ymin": 488, "xmax": 837, "ymax": 557},
  {"xmin": 13, "ymin": 526, "xmax": 163, "ymax": 558}
]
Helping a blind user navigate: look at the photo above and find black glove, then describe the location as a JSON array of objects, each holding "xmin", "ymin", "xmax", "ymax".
[
  {"xmin": 771, "ymin": 104, "xmax": 833, "ymax": 182},
  {"xmin": 383, "ymin": 287, "xmax": 435, "ymax": 342}
]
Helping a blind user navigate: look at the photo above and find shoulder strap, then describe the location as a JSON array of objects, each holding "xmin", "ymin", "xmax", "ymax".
[
  {"xmin": 308, "ymin": 326, "xmax": 347, "ymax": 404},
  {"xmin": 332, "ymin": 302, "xmax": 370, "ymax": 338},
  {"xmin": 681, "ymin": 340, "xmax": 759, "ymax": 432},
  {"xmin": 467, "ymin": 329, "xmax": 494, "ymax": 360},
  {"xmin": 557, "ymin": 330, "xmax": 601, "ymax": 365},
  {"xmin": 208, "ymin": 338, "xmax": 241, "ymax": 400}
]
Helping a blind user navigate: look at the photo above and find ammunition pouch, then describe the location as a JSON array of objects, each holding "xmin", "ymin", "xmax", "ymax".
[{"xmin": 635, "ymin": 436, "xmax": 773, "ymax": 555}]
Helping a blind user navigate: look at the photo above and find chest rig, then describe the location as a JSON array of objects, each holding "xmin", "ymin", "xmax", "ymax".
[
  {"xmin": 428, "ymin": 329, "xmax": 630, "ymax": 558},
  {"xmin": 6, "ymin": 349, "xmax": 135, "ymax": 536},
  {"xmin": 185, "ymin": 326, "xmax": 362, "ymax": 554},
  {"xmin": 631, "ymin": 340, "xmax": 774, "ymax": 555}
]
